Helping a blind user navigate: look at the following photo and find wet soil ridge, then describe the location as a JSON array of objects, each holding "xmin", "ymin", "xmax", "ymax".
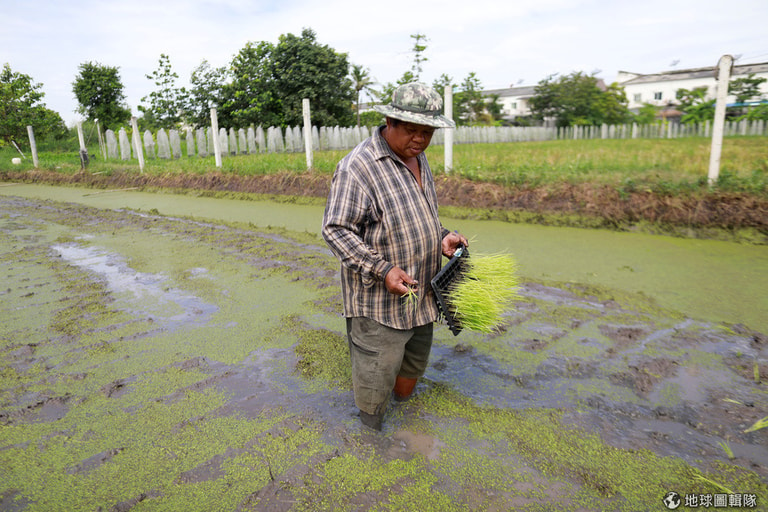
[
  {"xmin": 3, "ymin": 170, "xmax": 767, "ymax": 237},
  {"xmin": 1, "ymin": 195, "xmax": 766, "ymax": 510}
]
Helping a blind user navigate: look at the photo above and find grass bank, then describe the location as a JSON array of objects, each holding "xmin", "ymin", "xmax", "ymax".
[{"xmin": 2, "ymin": 137, "xmax": 767, "ymax": 241}]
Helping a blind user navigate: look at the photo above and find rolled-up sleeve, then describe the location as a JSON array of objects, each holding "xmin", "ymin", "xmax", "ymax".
[{"xmin": 322, "ymin": 167, "xmax": 394, "ymax": 286}]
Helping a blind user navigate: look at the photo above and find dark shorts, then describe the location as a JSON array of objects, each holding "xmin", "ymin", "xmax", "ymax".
[{"xmin": 346, "ymin": 317, "xmax": 433, "ymax": 414}]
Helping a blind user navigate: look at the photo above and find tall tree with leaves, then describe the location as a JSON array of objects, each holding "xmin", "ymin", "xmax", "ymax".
[
  {"xmin": 634, "ymin": 103, "xmax": 658, "ymax": 124},
  {"xmin": 530, "ymin": 71, "xmax": 630, "ymax": 127},
  {"xmin": 72, "ymin": 62, "xmax": 131, "ymax": 129},
  {"xmin": 221, "ymin": 40, "xmax": 281, "ymax": 128},
  {"xmin": 455, "ymin": 72, "xmax": 486, "ymax": 125},
  {"xmin": 598, "ymin": 82, "xmax": 632, "ymax": 125},
  {"xmin": 1, "ymin": 63, "xmax": 66, "ymax": 145},
  {"xmin": 676, "ymin": 86, "xmax": 714, "ymax": 124},
  {"xmin": 351, "ymin": 64, "xmax": 375, "ymax": 127},
  {"xmin": 187, "ymin": 60, "xmax": 229, "ymax": 128},
  {"xmin": 139, "ymin": 54, "xmax": 188, "ymax": 129},
  {"xmin": 270, "ymin": 28, "xmax": 354, "ymax": 127},
  {"xmin": 728, "ymin": 73, "xmax": 767, "ymax": 118},
  {"xmin": 378, "ymin": 33, "xmax": 430, "ymax": 108},
  {"xmin": 729, "ymin": 73, "xmax": 766, "ymax": 104},
  {"xmin": 221, "ymin": 29, "xmax": 353, "ymax": 128},
  {"xmin": 410, "ymin": 33, "xmax": 429, "ymax": 80}
]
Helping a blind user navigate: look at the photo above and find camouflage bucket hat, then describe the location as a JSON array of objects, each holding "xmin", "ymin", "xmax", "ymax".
[{"xmin": 373, "ymin": 82, "xmax": 456, "ymax": 128}]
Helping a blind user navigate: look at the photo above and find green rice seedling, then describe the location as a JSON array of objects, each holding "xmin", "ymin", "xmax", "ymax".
[
  {"xmin": 693, "ymin": 474, "xmax": 734, "ymax": 494},
  {"xmin": 448, "ymin": 253, "xmax": 520, "ymax": 333},
  {"xmin": 744, "ymin": 416, "xmax": 768, "ymax": 433},
  {"xmin": 718, "ymin": 440, "xmax": 735, "ymax": 460},
  {"xmin": 402, "ymin": 284, "xmax": 419, "ymax": 318}
]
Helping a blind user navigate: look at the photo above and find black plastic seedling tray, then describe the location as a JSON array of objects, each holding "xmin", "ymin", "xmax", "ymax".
[{"xmin": 431, "ymin": 245, "xmax": 469, "ymax": 336}]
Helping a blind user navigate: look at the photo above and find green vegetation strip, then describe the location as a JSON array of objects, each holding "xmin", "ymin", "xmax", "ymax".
[{"xmin": 2, "ymin": 137, "xmax": 766, "ymax": 194}]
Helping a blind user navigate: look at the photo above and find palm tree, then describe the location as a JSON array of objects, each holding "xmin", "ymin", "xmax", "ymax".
[{"xmin": 351, "ymin": 64, "xmax": 375, "ymax": 127}]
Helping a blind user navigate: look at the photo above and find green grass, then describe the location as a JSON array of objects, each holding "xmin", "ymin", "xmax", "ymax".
[
  {"xmin": 425, "ymin": 137, "xmax": 768, "ymax": 194},
  {"xmin": 2, "ymin": 136, "xmax": 766, "ymax": 195}
]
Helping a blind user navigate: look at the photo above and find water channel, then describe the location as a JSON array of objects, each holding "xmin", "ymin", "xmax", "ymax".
[{"xmin": 2, "ymin": 183, "xmax": 765, "ymax": 332}]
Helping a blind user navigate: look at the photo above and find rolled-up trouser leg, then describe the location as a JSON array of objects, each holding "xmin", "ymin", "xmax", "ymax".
[{"xmin": 346, "ymin": 317, "xmax": 433, "ymax": 415}]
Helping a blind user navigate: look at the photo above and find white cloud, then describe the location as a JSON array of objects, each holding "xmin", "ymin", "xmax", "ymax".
[{"xmin": 2, "ymin": 0, "xmax": 765, "ymax": 125}]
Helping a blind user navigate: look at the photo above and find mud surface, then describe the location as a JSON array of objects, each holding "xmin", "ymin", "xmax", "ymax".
[{"xmin": 1, "ymin": 193, "xmax": 766, "ymax": 511}]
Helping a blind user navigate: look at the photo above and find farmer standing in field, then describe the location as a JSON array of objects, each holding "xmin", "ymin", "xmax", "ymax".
[{"xmin": 322, "ymin": 82, "xmax": 468, "ymax": 431}]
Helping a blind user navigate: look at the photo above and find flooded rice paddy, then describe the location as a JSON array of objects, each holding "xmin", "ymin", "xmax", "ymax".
[{"xmin": 0, "ymin": 184, "xmax": 766, "ymax": 511}]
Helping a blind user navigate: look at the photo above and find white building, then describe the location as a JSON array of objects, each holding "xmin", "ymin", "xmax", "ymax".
[
  {"xmin": 617, "ymin": 61, "xmax": 768, "ymax": 112},
  {"xmin": 481, "ymin": 85, "xmax": 537, "ymax": 122},
  {"xmin": 366, "ymin": 60, "xmax": 768, "ymax": 123}
]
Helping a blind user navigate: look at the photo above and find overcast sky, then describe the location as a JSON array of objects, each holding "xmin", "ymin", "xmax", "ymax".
[{"xmin": 3, "ymin": 0, "xmax": 767, "ymax": 125}]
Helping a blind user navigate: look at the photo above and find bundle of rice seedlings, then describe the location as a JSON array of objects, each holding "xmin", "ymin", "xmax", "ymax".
[
  {"xmin": 448, "ymin": 253, "xmax": 520, "ymax": 333},
  {"xmin": 402, "ymin": 284, "xmax": 419, "ymax": 319}
]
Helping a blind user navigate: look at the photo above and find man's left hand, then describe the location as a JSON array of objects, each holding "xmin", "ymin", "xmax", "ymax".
[{"xmin": 442, "ymin": 231, "xmax": 468, "ymax": 258}]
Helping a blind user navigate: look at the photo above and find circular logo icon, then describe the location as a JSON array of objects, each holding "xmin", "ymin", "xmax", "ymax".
[{"xmin": 663, "ymin": 491, "xmax": 682, "ymax": 510}]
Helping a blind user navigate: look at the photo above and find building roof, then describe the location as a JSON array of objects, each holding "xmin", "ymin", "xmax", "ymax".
[
  {"xmin": 482, "ymin": 85, "xmax": 537, "ymax": 98},
  {"xmin": 618, "ymin": 61, "xmax": 768, "ymax": 85}
]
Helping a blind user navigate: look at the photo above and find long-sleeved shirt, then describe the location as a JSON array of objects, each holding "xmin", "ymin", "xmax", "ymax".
[{"xmin": 322, "ymin": 126, "xmax": 449, "ymax": 330}]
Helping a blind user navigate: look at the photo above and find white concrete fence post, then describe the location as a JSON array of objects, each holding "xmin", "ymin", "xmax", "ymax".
[
  {"xmin": 444, "ymin": 85, "xmax": 454, "ymax": 173},
  {"xmin": 303, "ymin": 98, "xmax": 313, "ymax": 170},
  {"xmin": 76, "ymin": 122, "xmax": 88, "ymax": 169},
  {"xmin": 210, "ymin": 108, "xmax": 222, "ymax": 168},
  {"xmin": 26, "ymin": 125, "xmax": 39, "ymax": 168},
  {"xmin": 95, "ymin": 119, "xmax": 106, "ymax": 160},
  {"xmin": 130, "ymin": 117, "xmax": 145, "ymax": 173},
  {"xmin": 708, "ymin": 54, "xmax": 734, "ymax": 186}
]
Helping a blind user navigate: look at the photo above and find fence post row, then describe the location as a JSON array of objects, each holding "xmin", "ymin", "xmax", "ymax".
[{"xmin": 39, "ymin": 96, "xmax": 767, "ymax": 173}]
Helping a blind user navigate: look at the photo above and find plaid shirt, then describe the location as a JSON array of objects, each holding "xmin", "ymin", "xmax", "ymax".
[{"xmin": 322, "ymin": 126, "xmax": 448, "ymax": 330}]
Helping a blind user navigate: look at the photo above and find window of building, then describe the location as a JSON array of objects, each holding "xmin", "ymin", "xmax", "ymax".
[
  {"xmin": 654, "ymin": 92, "xmax": 663, "ymax": 100},
  {"xmin": 634, "ymin": 93, "xmax": 642, "ymax": 102}
]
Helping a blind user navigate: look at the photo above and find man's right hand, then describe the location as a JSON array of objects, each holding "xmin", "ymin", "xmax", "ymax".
[{"xmin": 384, "ymin": 266, "xmax": 418, "ymax": 296}]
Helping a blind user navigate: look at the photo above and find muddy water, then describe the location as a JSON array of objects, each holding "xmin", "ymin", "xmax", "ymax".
[
  {"xmin": 2, "ymin": 183, "xmax": 766, "ymax": 331},
  {"xmin": 1, "ymin": 186, "xmax": 767, "ymax": 510}
]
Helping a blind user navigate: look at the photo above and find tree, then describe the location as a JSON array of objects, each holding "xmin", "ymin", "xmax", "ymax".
[
  {"xmin": 529, "ymin": 71, "xmax": 631, "ymax": 127},
  {"xmin": 741, "ymin": 103, "xmax": 768, "ymax": 121},
  {"xmin": 676, "ymin": 86, "xmax": 714, "ymax": 124},
  {"xmin": 378, "ymin": 34, "xmax": 429, "ymax": 108},
  {"xmin": 0, "ymin": 63, "xmax": 66, "ymax": 146},
  {"xmin": 728, "ymin": 73, "xmax": 767, "ymax": 119},
  {"xmin": 270, "ymin": 28, "xmax": 354, "ymax": 127},
  {"xmin": 221, "ymin": 40, "xmax": 281, "ymax": 128},
  {"xmin": 72, "ymin": 62, "xmax": 131, "ymax": 129},
  {"xmin": 634, "ymin": 103, "xmax": 658, "ymax": 124},
  {"xmin": 485, "ymin": 93, "xmax": 504, "ymax": 124},
  {"xmin": 455, "ymin": 72, "xmax": 486, "ymax": 125},
  {"xmin": 729, "ymin": 73, "xmax": 766, "ymax": 104},
  {"xmin": 139, "ymin": 54, "xmax": 188, "ymax": 129},
  {"xmin": 409, "ymin": 33, "xmax": 429, "ymax": 80},
  {"xmin": 187, "ymin": 60, "xmax": 229, "ymax": 128},
  {"xmin": 221, "ymin": 29, "xmax": 354, "ymax": 128},
  {"xmin": 598, "ymin": 82, "xmax": 632, "ymax": 125},
  {"xmin": 351, "ymin": 64, "xmax": 375, "ymax": 127}
]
